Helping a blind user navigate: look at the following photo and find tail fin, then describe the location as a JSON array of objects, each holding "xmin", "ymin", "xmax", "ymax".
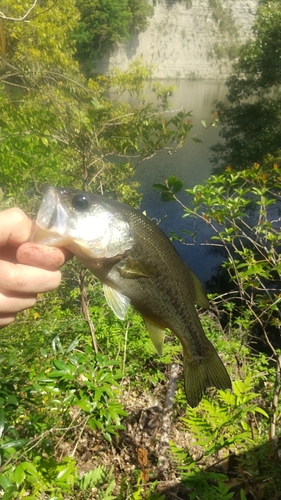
[{"xmin": 183, "ymin": 342, "xmax": 231, "ymax": 407}]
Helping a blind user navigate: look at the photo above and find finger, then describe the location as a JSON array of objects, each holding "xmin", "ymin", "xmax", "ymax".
[
  {"xmin": 0, "ymin": 245, "xmax": 18, "ymax": 263},
  {"xmin": 0, "ymin": 260, "xmax": 62, "ymax": 294},
  {"xmin": 0, "ymin": 314, "xmax": 17, "ymax": 328},
  {"xmin": 17, "ymin": 242, "xmax": 72, "ymax": 271},
  {"xmin": 0, "ymin": 292, "xmax": 37, "ymax": 314},
  {"xmin": 0, "ymin": 208, "xmax": 34, "ymax": 247}
]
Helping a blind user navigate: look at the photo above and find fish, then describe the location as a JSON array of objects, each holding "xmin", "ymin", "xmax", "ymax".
[{"xmin": 34, "ymin": 186, "xmax": 231, "ymax": 407}]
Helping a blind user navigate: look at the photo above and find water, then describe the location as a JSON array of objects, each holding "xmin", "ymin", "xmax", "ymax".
[{"xmin": 133, "ymin": 80, "xmax": 227, "ymax": 288}]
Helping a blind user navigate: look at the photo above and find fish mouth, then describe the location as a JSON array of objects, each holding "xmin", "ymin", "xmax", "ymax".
[
  {"xmin": 34, "ymin": 186, "xmax": 70, "ymax": 246},
  {"xmin": 34, "ymin": 185, "xmax": 136, "ymax": 258}
]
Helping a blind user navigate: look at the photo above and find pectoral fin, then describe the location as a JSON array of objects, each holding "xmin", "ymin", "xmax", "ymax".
[
  {"xmin": 117, "ymin": 258, "xmax": 159, "ymax": 279},
  {"xmin": 103, "ymin": 284, "xmax": 130, "ymax": 320},
  {"xmin": 143, "ymin": 318, "xmax": 165, "ymax": 355}
]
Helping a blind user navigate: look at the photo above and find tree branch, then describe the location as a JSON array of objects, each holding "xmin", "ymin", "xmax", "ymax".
[
  {"xmin": 0, "ymin": 0, "xmax": 38, "ymax": 21},
  {"xmin": 157, "ymin": 363, "xmax": 180, "ymax": 475},
  {"xmin": 0, "ymin": 0, "xmax": 60, "ymax": 22},
  {"xmin": 79, "ymin": 268, "xmax": 99, "ymax": 354}
]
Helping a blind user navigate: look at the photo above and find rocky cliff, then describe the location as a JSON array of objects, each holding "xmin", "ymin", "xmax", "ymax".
[{"xmin": 96, "ymin": 0, "xmax": 259, "ymax": 80}]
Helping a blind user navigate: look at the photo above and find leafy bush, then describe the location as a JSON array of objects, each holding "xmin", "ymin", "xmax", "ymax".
[
  {"xmin": 170, "ymin": 372, "xmax": 281, "ymax": 500},
  {"xmin": 153, "ymin": 162, "xmax": 281, "ymax": 497}
]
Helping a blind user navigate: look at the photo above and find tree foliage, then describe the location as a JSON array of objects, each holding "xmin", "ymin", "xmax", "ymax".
[
  {"xmin": 211, "ymin": 0, "xmax": 281, "ymax": 170},
  {"xmin": 0, "ymin": 0, "xmax": 190, "ymax": 207},
  {"xmin": 74, "ymin": 0, "xmax": 153, "ymax": 62},
  {"xmin": 1, "ymin": 0, "xmax": 79, "ymax": 73},
  {"xmin": 0, "ymin": 64, "xmax": 191, "ymax": 207}
]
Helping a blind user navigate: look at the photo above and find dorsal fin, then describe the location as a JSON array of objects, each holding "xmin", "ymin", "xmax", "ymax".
[{"xmin": 190, "ymin": 270, "xmax": 209, "ymax": 309}]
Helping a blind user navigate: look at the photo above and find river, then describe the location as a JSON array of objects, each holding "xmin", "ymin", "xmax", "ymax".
[{"xmin": 133, "ymin": 80, "xmax": 227, "ymax": 288}]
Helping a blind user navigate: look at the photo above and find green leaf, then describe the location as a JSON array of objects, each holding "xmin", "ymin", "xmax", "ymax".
[
  {"xmin": 161, "ymin": 192, "xmax": 174, "ymax": 202},
  {"xmin": 240, "ymin": 489, "xmax": 247, "ymax": 500},
  {"xmin": 14, "ymin": 463, "xmax": 25, "ymax": 487},
  {"xmin": 167, "ymin": 175, "xmax": 178, "ymax": 187},
  {"xmin": 57, "ymin": 464, "xmax": 75, "ymax": 480},
  {"xmin": 0, "ymin": 476, "xmax": 13, "ymax": 490},
  {"xmin": 1, "ymin": 438, "xmax": 29, "ymax": 450},
  {"xmin": 21, "ymin": 461, "xmax": 38, "ymax": 477},
  {"xmin": 255, "ymin": 407, "xmax": 269, "ymax": 418},
  {"xmin": 53, "ymin": 360, "xmax": 70, "ymax": 371},
  {"xmin": 172, "ymin": 180, "xmax": 183, "ymax": 193}
]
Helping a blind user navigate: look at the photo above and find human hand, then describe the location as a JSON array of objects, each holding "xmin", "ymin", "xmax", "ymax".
[{"xmin": 0, "ymin": 207, "xmax": 70, "ymax": 328}]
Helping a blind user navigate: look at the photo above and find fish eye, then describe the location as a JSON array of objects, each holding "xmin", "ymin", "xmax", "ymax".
[{"xmin": 72, "ymin": 194, "xmax": 90, "ymax": 211}]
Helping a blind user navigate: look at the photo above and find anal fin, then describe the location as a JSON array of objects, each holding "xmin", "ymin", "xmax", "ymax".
[{"xmin": 143, "ymin": 318, "xmax": 166, "ymax": 355}]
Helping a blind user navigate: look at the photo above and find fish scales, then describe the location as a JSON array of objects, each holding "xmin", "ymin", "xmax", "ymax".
[
  {"xmin": 75, "ymin": 202, "xmax": 208, "ymax": 352},
  {"xmin": 80, "ymin": 200, "xmax": 214, "ymax": 353},
  {"xmin": 34, "ymin": 187, "xmax": 231, "ymax": 407}
]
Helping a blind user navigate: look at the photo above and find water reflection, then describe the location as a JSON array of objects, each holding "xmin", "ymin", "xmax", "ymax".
[{"xmin": 133, "ymin": 80, "xmax": 227, "ymax": 287}]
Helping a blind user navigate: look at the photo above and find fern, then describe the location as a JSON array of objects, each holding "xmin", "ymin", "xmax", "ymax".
[
  {"xmin": 170, "ymin": 375, "xmax": 271, "ymax": 499},
  {"xmin": 181, "ymin": 375, "xmax": 269, "ymax": 458},
  {"xmin": 78, "ymin": 465, "xmax": 116, "ymax": 499}
]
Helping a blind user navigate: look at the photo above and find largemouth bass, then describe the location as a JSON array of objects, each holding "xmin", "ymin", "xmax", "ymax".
[{"xmin": 34, "ymin": 186, "xmax": 231, "ymax": 407}]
